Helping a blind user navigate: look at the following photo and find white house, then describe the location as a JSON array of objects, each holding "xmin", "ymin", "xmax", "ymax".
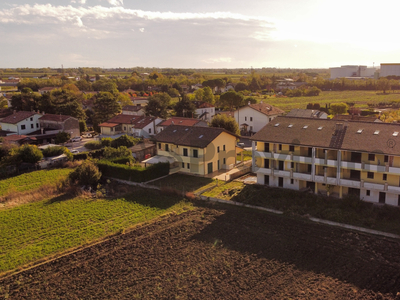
[
  {"xmin": 234, "ymin": 102, "xmax": 284, "ymax": 135},
  {"xmin": 0, "ymin": 111, "xmax": 42, "ymax": 135},
  {"xmin": 122, "ymin": 105, "xmax": 146, "ymax": 116},
  {"xmin": 193, "ymin": 101, "xmax": 215, "ymax": 122}
]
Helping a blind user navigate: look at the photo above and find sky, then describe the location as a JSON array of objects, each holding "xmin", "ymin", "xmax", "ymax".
[{"xmin": 1, "ymin": 0, "xmax": 399, "ymax": 69}]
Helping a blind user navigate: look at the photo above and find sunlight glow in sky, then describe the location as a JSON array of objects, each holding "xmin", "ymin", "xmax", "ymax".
[{"xmin": 1, "ymin": 0, "xmax": 399, "ymax": 68}]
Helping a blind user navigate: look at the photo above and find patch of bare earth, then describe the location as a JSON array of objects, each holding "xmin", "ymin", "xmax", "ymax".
[{"xmin": 1, "ymin": 203, "xmax": 400, "ymax": 299}]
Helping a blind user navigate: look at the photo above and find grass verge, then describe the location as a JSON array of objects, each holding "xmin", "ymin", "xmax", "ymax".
[
  {"xmin": 150, "ymin": 173, "xmax": 215, "ymax": 193},
  {"xmin": 0, "ymin": 188, "xmax": 192, "ymax": 274}
]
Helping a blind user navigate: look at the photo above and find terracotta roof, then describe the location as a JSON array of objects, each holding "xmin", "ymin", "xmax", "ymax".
[
  {"xmin": 158, "ymin": 117, "xmax": 204, "ymax": 127},
  {"xmin": 99, "ymin": 114, "xmax": 157, "ymax": 129},
  {"xmin": 39, "ymin": 114, "xmax": 74, "ymax": 122},
  {"xmin": 154, "ymin": 125, "xmax": 237, "ymax": 148},
  {"xmin": 239, "ymin": 103, "xmax": 284, "ymax": 117},
  {"xmin": 3, "ymin": 135, "xmax": 37, "ymax": 142},
  {"xmin": 1, "ymin": 111, "xmax": 39, "ymax": 124},
  {"xmin": 251, "ymin": 116, "xmax": 400, "ymax": 155},
  {"xmin": 98, "ymin": 122, "xmax": 119, "ymax": 128},
  {"xmin": 122, "ymin": 105, "xmax": 144, "ymax": 112}
]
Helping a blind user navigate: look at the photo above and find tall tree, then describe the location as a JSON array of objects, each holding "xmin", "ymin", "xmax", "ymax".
[
  {"xmin": 93, "ymin": 92, "xmax": 121, "ymax": 129},
  {"xmin": 145, "ymin": 93, "xmax": 171, "ymax": 119},
  {"xmin": 220, "ymin": 90, "xmax": 244, "ymax": 111},
  {"xmin": 203, "ymin": 87, "xmax": 215, "ymax": 104},
  {"xmin": 174, "ymin": 98, "xmax": 196, "ymax": 118},
  {"xmin": 210, "ymin": 114, "xmax": 239, "ymax": 135}
]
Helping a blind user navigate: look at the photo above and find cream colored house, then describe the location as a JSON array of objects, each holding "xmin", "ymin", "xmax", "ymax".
[
  {"xmin": 251, "ymin": 116, "xmax": 400, "ymax": 206},
  {"xmin": 0, "ymin": 111, "xmax": 42, "ymax": 135},
  {"xmin": 154, "ymin": 125, "xmax": 239, "ymax": 175}
]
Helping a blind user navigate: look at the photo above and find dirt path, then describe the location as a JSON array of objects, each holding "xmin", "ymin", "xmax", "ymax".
[{"xmin": 1, "ymin": 203, "xmax": 400, "ymax": 299}]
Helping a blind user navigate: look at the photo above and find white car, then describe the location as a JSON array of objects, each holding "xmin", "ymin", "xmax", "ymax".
[
  {"xmin": 71, "ymin": 149, "xmax": 79, "ymax": 154},
  {"xmin": 82, "ymin": 133, "xmax": 93, "ymax": 138},
  {"xmin": 71, "ymin": 136, "xmax": 82, "ymax": 142}
]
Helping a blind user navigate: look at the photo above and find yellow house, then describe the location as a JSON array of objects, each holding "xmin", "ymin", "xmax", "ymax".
[
  {"xmin": 251, "ymin": 116, "xmax": 400, "ymax": 206},
  {"xmin": 154, "ymin": 125, "xmax": 239, "ymax": 175}
]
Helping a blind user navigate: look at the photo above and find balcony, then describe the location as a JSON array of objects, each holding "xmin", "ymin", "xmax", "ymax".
[
  {"xmin": 292, "ymin": 172, "xmax": 312, "ymax": 181},
  {"xmin": 341, "ymin": 161, "xmax": 363, "ymax": 170},
  {"xmin": 314, "ymin": 158, "xmax": 338, "ymax": 167}
]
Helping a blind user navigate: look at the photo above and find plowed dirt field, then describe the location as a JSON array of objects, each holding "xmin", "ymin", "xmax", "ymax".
[{"xmin": 1, "ymin": 203, "xmax": 400, "ymax": 299}]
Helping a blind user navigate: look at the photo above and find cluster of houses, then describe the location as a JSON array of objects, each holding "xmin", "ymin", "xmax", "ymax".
[{"xmin": 2, "ymin": 94, "xmax": 400, "ymax": 207}]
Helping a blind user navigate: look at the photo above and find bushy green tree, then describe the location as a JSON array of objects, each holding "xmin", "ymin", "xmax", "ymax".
[
  {"xmin": 174, "ymin": 97, "xmax": 196, "ymax": 118},
  {"xmin": 330, "ymin": 102, "xmax": 348, "ymax": 115},
  {"xmin": 55, "ymin": 132, "xmax": 71, "ymax": 144},
  {"xmin": 210, "ymin": 114, "xmax": 240, "ymax": 135},
  {"xmin": 111, "ymin": 135, "xmax": 139, "ymax": 148},
  {"xmin": 145, "ymin": 93, "xmax": 171, "ymax": 118},
  {"xmin": 103, "ymin": 146, "xmax": 132, "ymax": 159},
  {"xmin": 220, "ymin": 90, "xmax": 244, "ymax": 111},
  {"xmin": 14, "ymin": 144, "xmax": 43, "ymax": 164},
  {"xmin": 68, "ymin": 160, "xmax": 102, "ymax": 188}
]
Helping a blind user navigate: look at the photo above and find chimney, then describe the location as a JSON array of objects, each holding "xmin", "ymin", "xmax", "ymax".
[{"xmin": 335, "ymin": 123, "xmax": 344, "ymax": 131}]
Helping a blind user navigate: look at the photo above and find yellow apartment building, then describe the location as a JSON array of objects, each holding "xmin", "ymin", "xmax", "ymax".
[
  {"xmin": 251, "ymin": 116, "xmax": 400, "ymax": 206},
  {"xmin": 154, "ymin": 125, "xmax": 239, "ymax": 175}
]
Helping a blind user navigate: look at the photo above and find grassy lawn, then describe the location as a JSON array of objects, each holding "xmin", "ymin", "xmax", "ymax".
[
  {"xmin": 203, "ymin": 181, "xmax": 245, "ymax": 200},
  {"xmin": 0, "ymin": 169, "xmax": 73, "ymax": 198},
  {"xmin": 149, "ymin": 173, "xmax": 215, "ymax": 193},
  {"xmin": 255, "ymin": 90, "xmax": 400, "ymax": 112},
  {"xmin": 237, "ymin": 150, "xmax": 252, "ymax": 162},
  {"xmin": 0, "ymin": 188, "xmax": 192, "ymax": 274}
]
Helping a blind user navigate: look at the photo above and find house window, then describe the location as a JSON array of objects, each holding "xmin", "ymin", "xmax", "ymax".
[
  {"xmin": 290, "ymin": 179, "xmax": 294, "ymax": 184},
  {"xmin": 384, "ymin": 155, "xmax": 389, "ymax": 163},
  {"xmin": 165, "ymin": 144, "xmax": 169, "ymax": 151},
  {"xmin": 149, "ymin": 128, "xmax": 152, "ymax": 133},
  {"xmin": 264, "ymin": 143, "xmax": 269, "ymax": 152},
  {"xmin": 187, "ymin": 163, "xmax": 190, "ymax": 169},
  {"xmin": 158, "ymin": 143, "xmax": 161, "ymax": 149},
  {"xmin": 250, "ymin": 117, "xmax": 253, "ymax": 121},
  {"xmin": 223, "ymin": 145, "xmax": 226, "ymax": 151},
  {"xmin": 183, "ymin": 148, "xmax": 188, "ymax": 156},
  {"xmin": 31, "ymin": 124, "xmax": 34, "ymax": 128},
  {"xmin": 124, "ymin": 126, "xmax": 127, "ymax": 130},
  {"xmin": 223, "ymin": 158, "xmax": 226, "ymax": 165},
  {"xmin": 36, "ymin": 123, "xmax": 39, "ymax": 128},
  {"xmin": 368, "ymin": 154, "xmax": 375, "ymax": 161},
  {"xmin": 366, "ymin": 190, "xmax": 370, "ymax": 196},
  {"xmin": 308, "ymin": 164, "xmax": 312, "ymax": 173},
  {"xmin": 182, "ymin": 162, "xmax": 184, "ymax": 168},
  {"xmin": 278, "ymin": 144, "xmax": 282, "ymax": 151},
  {"xmin": 193, "ymin": 149, "xmax": 198, "ymax": 158},
  {"xmin": 30, "ymin": 117, "xmax": 33, "ymax": 121},
  {"xmin": 217, "ymin": 146, "xmax": 220, "ymax": 153},
  {"xmin": 21, "ymin": 125, "xmax": 26, "ymax": 130},
  {"xmin": 291, "ymin": 162, "xmax": 294, "ymax": 169},
  {"xmin": 383, "ymin": 174, "xmax": 387, "ymax": 181},
  {"xmin": 367, "ymin": 172, "xmax": 374, "ymax": 179},
  {"xmin": 289, "ymin": 145, "xmax": 294, "ymax": 152},
  {"xmin": 398, "ymin": 195, "xmax": 400, "ymax": 206},
  {"xmin": 245, "ymin": 117, "xmax": 247, "ymax": 121}
]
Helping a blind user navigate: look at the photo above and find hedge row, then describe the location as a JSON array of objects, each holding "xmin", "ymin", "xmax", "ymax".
[
  {"xmin": 72, "ymin": 149, "xmax": 104, "ymax": 161},
  {"xmin": 97, "ymin": 160, "xmax": 169, "ymax": 183},
  {"xmin": 108, "ymin": 156, "xmax": 135, "ymax": 165}
]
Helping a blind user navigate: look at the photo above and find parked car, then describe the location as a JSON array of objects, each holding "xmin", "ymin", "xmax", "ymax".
[
  {"xmin": 71, "ymin": 149, "xmax": 79, "ymax": 154},
  {"xmin": 70, "ymin": 136, "xmax": 82, "ymax": 142},
  {"xmin": 82, "ymin": 133, "xmax": 93, "ymax": 138}
]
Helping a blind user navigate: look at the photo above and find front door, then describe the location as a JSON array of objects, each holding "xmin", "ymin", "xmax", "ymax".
[
  {"xmin": 379, "ymin": 192, "xmax": 386, "ymax": 204},
  {"xmin": 207, "ymin": 162, "xmax": 213, "ymax": 174}
]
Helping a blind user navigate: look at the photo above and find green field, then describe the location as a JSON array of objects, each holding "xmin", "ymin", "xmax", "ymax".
[
  {"xmin": 0, "ymin": 188, "xmax": 192, "ymax": 273},
  {"xmin": 258, "ymin": 90, "xmax": 400, "ymax": 112},
  {"xmin": 150, "ymin": 173, "xmax": 215, "ymax": 193},
  {"xmin": 0, "ymin": 169, "xmax": 73, "ymax": 198}
]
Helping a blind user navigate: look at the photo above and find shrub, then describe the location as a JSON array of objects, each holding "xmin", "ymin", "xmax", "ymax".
[
  {"xmin": 13, "ymin": 144, "xmax": 43, "ymax": 164},
  {"xmin": 111, "ymin": 135, "xmax": 139, "ymax": 148},
  {"xmin": 85, "ymin": 141, "xmax": 103, "ymax": 150},
  {"xmin": 68, "ymin": 160, "xmax": 102, "ymax": 188},
  {"xmin": 42, "ymin": 146, "xmax": 66, "ymax": 157},
  {"xmin": 101, "ymin": 137, "xmax": 112, "ymax": 147},
  {"xmin": 55, "ymin": 132, "xmax": 71, "ymax": 144},
  {"xmin": 97, "ymin": 160, "xmax": 169, "ymax": 183},
  {"xmin": 103, "ymin": 146, "xmax": 131, "ymax": 159}
]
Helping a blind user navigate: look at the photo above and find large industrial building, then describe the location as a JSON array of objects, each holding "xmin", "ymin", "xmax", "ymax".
[
  {"xmin": 380, "ymin": 63, "xmax": 400, "ymax": 77},
  {"xmin": 329, "ymin": 65, "xmax": 376, "ymax": 79}
]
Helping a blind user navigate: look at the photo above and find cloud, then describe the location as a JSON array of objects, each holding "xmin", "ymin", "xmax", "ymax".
[
  {"xmin": 203, "ymin": 57, "xmax": 232, "ymax": 64},
  {"xmin": 107, "ymin": 0, "xmax": 124, "ymax": 6}
]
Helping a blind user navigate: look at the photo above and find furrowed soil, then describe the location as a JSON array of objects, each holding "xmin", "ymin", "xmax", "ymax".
[{"xmin": 1, "ymin": 203, "xmax": 400, "ymax": 299}]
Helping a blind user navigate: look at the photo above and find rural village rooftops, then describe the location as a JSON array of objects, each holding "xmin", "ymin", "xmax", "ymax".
[
  {"xmin": 154, "ymin": 125, "xmax": 237, "ymax": 148},
  {"xmin": 158, "ymin": 117, "xmax": 205, "ymax": 127},
  {"xmin": 122, "ymin": 105, "xmax": 144, "ymax": 112},
  {"xmin": 98, "ymin": 114, "xmax": 157, "ymax": 129},
  {"xmin": 251, "ymin": 116, "xmax": 400, "ymax": 155},
  {"xmin": 239, "ymin": 102, "xmax": 285, "ymax": 116},
  {"xmin": 1, "ymin": 111, "xmax": 39, "ymax": 124}
]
